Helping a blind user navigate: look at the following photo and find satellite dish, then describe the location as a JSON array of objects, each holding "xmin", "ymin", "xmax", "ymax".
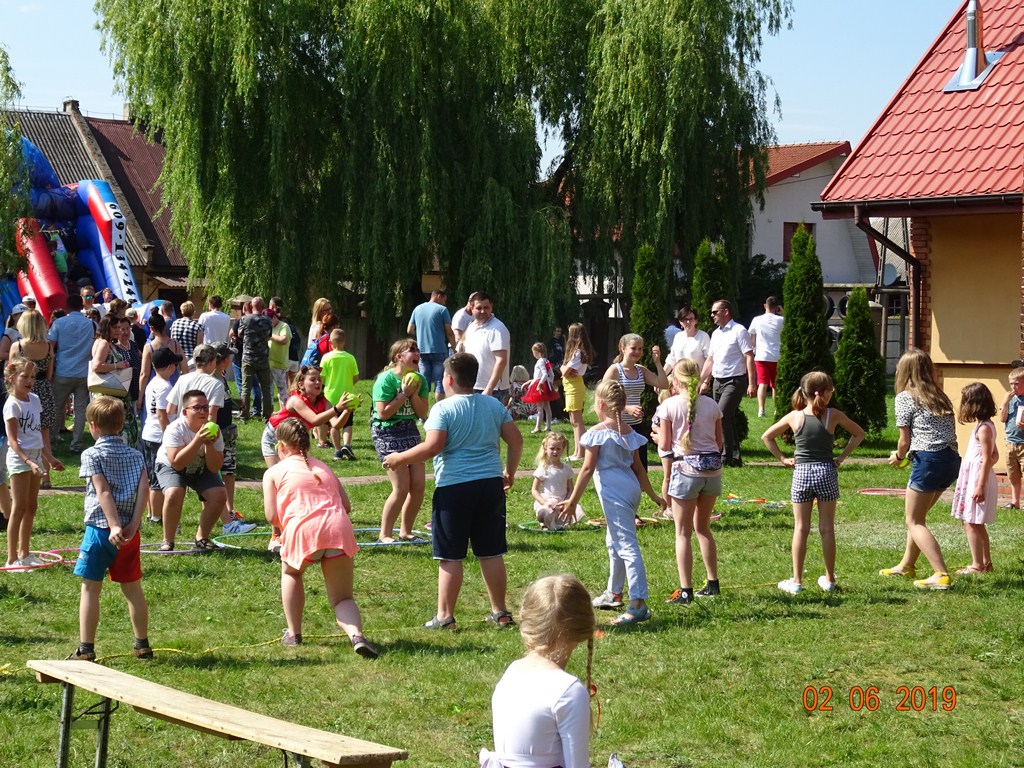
[{"xmin": 882, "ymin": 263, "xmax": 898, "ymax": 286}]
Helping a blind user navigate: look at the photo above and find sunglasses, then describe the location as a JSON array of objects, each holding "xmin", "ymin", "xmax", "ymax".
[{"xmin": 84, "ymin": 295, "xmax": 94, "ymax": 300}]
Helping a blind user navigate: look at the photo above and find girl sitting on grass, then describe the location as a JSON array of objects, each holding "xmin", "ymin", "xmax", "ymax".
[
  {"xmin": 950, "ymin": 382, "xmax": 998, "ymax": 575},
  {"xmin": 263, "ymin": 418, "xmax": 378, "ymax": 658},
  {"xmin": 559, "ymin": 380, "xmax": 664, "ymax": 625},
  {"xmin": 481, "ymin": 573, "xmax": 595, "ymax": 768},
  {"xmin": 532, "ymin": 432, "xmax": 585, "ymax": 530},
  {"xmin": 762, "ymin": 371, "xmax": 865, "ymax": 594}
]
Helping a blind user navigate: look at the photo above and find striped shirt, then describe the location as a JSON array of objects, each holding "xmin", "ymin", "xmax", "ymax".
[{"xmin": 615, "ymin": 363, "xmax": 647, "ymax": 425}]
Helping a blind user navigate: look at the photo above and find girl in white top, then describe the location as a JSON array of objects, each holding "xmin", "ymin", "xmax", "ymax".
[
  {"xmin": 307, "ymin": 298, "xmax": 332, "ymax": 345},
  {"xmin": 481, "ymin": 574, "xmax": 595, "ymax": 768},
  {"xmin": 602, "ymin": 333, "xmax": 669, "ymax": 470},
  {"xmin": 4, "ymin": 358, "xmax": 63, "ymax": 570},
  {"xmin": 656, "ymin": 359, "xmax": 723, "ymax": 605},
  {"xmin": 532, "ymin": 433, "xmax": 584, "ymax": 530}
]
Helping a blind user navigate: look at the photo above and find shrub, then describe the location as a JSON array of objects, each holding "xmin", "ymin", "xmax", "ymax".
[
  {"xmin": 834, "ymin": 287, "xmax": 887, "ymax": 435},
  {"xmin": 630, "ymin": 243, "xmax": 666, "ymax": 419},
  {"xmin": 775, "ymin": 225, "xmax": 833, "ymax": 420},
  {"xmin": 691, "ymin": 238, "xmax": 733, "ymax": 335}
]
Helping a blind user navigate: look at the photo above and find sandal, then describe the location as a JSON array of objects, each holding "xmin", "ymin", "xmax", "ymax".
[
  {"xmin": 423, "ymin": 615, "xmax": 457, "ymax": 631},
  {"xmin": 67, "ymin": 648, "xmax": 96, "ymax": 662},
  {"xmin": 158, "ymin": 540, "xmax": 174, "ymax": 552},
  {"xmin": 955, "ymin": 565, "xmax": 985, "ymax": 575},
  {"xmin": 611, "ymin": 604, "xmax": 652, "ymax": 625},
  {"xmin": 134, "ymin": 646, "xmax": 154, "ymax": 660},
  {"xmin": 398, "ymin": 534, "xmax": 428, "ymax": 543},
  {"xmin": 193, "ymin": 538, "xmax": 218, "ymax": 552},
  {"xmin": 485, "ymin": 610, "xmax": 515, "ymax": 629}
]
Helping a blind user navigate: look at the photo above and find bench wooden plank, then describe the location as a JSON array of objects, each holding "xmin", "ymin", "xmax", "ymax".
[{"xmin": 28, "ymin": 660, "xmax": 407, "ymax": 767}]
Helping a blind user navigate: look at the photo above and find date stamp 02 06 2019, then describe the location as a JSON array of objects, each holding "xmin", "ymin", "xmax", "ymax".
[{"xmin": 802, "ymin": 685, "xmax": 958, "ymax": 712}]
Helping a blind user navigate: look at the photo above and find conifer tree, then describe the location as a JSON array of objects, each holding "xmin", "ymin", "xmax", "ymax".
[
  {"xmin": 691, "ymin": 238, "xmax": 733, "ymax": 334},
  {"xmin": 775, "ymin": 225, "xmax": 833, "ymax": 419},
  {"xmin": 834, "ymin": 287, "xmax": 887, "ymax": 435}
]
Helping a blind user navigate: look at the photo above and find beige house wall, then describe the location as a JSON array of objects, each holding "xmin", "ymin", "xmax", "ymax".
[{"xmin": 924, "ymin": 213, "xmax": 1021, "ymax": 469}]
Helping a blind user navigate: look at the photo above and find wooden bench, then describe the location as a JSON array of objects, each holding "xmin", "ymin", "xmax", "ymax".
[{"xmin": 27, "ymin": 660, "xmax": 408, "ymax": 768}]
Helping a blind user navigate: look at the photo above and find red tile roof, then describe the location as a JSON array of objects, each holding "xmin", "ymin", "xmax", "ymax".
[
  {"xmin": 818, "ymin": 0, "xmax": 1024, "ymax": 217},
  {"xmin": 85, "ymin": 117, "xmax": 186, "ymax": 270},
  {"xmin": 763, "ymin": 142, "xmax": 851, "ymax": 187}
]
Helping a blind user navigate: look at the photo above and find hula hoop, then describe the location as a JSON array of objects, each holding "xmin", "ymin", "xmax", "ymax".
[
  {"xmin": 857, "ymin": 488, "xmax": 907, "ymax": 497},
  {"xmin": 351, "ymin": 528, "xmax": 432, "ymax": 547},
  {"xmin": 586, "ymin": 517, "xmax": 660, "ymax": 529},
  {"xmin": 1, "ymin": 550, "xmax": 66, "ymax": 572},
  {"xmin": 517, "ymin": 520, "xmax": 600, "ymax": 533},
  {"xmin": 140, "ymin": 541, "xmax": 223, "ymax": 555},
  {"xmin": 210, "ymin": 531, "xmax": 272, "ymax": 550}
]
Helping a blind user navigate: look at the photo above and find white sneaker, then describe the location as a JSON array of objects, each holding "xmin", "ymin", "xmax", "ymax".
[
  {"xmin": 5, "ymin": 559, "xmax": 31, "ymax": 572},
  {"xmin": 267, "ymin": 537, "xmax": 283, "ymax": 554},
  {"xmin": 21, "ymin": 554, "xmax": 45, "ymax": 566},
  {"xmin": 817, "ymin": 575, "xmax": 837, "ymax": 592},
  {"xmin": 777, "ymin": 578, "xmax": 802, "ymax": 595},
  {"xmin": 758, "ymin": 409, "xmax": 766, "ymax": 418},
  {"xmin": 223, "ymin": 519, "xmax": 257, "ymax": 535}
]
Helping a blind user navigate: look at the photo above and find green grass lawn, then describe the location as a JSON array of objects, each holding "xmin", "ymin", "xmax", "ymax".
[{"xmin": 2, "ymin": 392, "xmax": 1023, "ymax": 767}]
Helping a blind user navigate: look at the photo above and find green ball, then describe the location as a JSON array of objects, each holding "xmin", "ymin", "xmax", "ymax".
[{"xmin": 201, "ymin": 422, "xmax": 220, "ymax": 440}]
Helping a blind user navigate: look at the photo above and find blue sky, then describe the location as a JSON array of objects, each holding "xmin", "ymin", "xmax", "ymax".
[{"xmin": 2, "ymin": 0, "xmax": 960, "ymax": 147}]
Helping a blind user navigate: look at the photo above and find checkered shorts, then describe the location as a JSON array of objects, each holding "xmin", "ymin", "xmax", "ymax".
[{"xmin": 791, "ymin": 461, "xmax": 839, "ymax": 503}]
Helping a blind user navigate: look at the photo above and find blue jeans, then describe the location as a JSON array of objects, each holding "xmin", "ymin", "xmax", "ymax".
[
  {"xmin": 419, "ymin": 352, "xmax": 448, "ymax": 395},
  {"xmin": 604, "ymin": 495, "xmax": 648, "ymax": 600}
]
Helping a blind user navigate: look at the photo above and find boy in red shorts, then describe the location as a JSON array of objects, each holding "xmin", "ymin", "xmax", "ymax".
[{"xmin": 70, "ymin": 397, "xmax": 152, "ymax": 661}]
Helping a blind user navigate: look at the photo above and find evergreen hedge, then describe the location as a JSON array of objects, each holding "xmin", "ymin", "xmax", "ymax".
[
  {"xmin": 630, "ymin": 243, "xmax": 665, "ymax": 419},
  {"xmin": 775, "ymin": 225, "xmax": 833, "ymax": 420},
  {"xmin": 833, "ymin": 287, "xmax": 887, "ymax": 435},
  {"xmin": 691, "ymin": 238, "xmax": 733, "ymax": 335}
]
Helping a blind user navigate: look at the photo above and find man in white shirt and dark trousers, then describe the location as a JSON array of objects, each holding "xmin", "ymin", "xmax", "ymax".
[
  {"xmin": 198, "ymin": 295, "xmax": 231, "ymax": 345},
  {"xmin": 700, "ymin": 299, "xmax": 755, "ymax": 467},
  {"xmin": 747, "ymin": 296, "xmax": 784, "ymax": 418}
]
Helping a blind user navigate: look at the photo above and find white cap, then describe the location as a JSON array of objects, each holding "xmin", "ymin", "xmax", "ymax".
[{"xmin": 22, "ymin": 295, "xmax": 36, "ymax": 305}]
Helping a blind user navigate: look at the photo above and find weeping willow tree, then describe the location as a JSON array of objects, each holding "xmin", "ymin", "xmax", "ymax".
[
  {"xmin": 96, "ymin": 0, "xmax": 789, "ymax": 348},
  {"xmin": 496, "ymin": 0, "xmax": 791, "ymax": 296},
  {"xmin": 0, "ymin": 47, "xmax": 31, "ymax": 270}
]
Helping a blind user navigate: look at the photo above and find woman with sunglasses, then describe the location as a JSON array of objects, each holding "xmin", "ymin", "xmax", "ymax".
[{"xmin": 665, "ymin": 306, "xmax": 711, "ymax": 372}]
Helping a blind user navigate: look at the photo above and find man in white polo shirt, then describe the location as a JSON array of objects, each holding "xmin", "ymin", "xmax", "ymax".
[
  {"xmin": 700, "ymin": 299, "xmax": 755, "ymax": 467},
  {"xmin": 462, "ymin": 292, "xmax": 510, "ymax": 404}
]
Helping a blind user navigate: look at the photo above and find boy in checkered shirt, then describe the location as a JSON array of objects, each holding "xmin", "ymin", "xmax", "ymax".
[{"xmin": 70, "ymin": 397, "xmax": 152, "ymax": 661}]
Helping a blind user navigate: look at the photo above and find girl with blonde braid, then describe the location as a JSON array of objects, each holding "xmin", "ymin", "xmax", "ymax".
[
  {"xmin": 481, "ymin": 574, "xmax": 596, "ymax": 768},
  {"xmin": 263, "ymin": 418, "xmax": 378, "ymax": 658},
  {"xmin": 559, "ymin": 381, "xmax": 664, "ymax": 625},
  {"xmin": 657, "ymin": 359, "xmax": 724, "ymax": 605}
]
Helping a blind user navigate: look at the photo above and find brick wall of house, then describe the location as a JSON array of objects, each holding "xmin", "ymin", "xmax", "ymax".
[{"xmin": 909, "ymin": 218, "xmax": 932, "ymax": 352}]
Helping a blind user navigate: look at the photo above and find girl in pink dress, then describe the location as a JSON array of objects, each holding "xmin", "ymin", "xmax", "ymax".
[
  {"xmin": 950, "ymin": 383, "xmax": 998, "ymax": 575},
  {"xmin": 263, "ymin": 418, "xmax": 378, "ymax": 657}
]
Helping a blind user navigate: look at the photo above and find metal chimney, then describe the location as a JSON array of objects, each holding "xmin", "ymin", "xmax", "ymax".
[{"xmin": 945, "ymin": 0, "xmax": 1004, "ymax": 92}]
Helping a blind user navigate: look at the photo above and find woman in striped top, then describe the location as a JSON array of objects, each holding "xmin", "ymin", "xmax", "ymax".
[{"xmin": 601, "ymin": 333, "xmax": 669, "ymax": 469}]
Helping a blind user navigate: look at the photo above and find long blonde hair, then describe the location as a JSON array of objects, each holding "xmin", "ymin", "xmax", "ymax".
[
  {"xmin": 895, "ymin": 349, "xmax": 953, "ymax": 416},
  {"xmin": 669, "ymin": 359, "xmax": 700, "ymax": 451},
  {"xmin": 519, "ymin": 574, "xmax": 596, "ymax": 718},
  {"xmin": 594, "ymin": 379, "xmax": 626, "ymax": 434}
]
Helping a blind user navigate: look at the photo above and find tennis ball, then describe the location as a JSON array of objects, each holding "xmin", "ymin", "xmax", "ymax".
[
  {"xmin": 200, "ymin": 422, "xmax": 220, "ymax": 440},
  {"xmin": 403, "ymin": 372, "xmax": 424, "ymax": 389}
]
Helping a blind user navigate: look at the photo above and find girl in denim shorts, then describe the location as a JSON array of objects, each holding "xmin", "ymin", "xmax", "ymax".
[{"xmin": 881, "ymin": 349, "xmax": 960, "ymax": 590}]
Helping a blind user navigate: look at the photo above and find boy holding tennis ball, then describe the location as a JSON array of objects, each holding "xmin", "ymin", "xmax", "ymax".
[
  {"xmin": 320, "ymin": 329, "xmax": 361, "ymax": 461},
  {"xmin": 154, "ymin": 390, "xmax": 227, "ymax": 552},
  {"xmin": 70, "ymin": 396, "xmax": 152, "ymax": 661}
]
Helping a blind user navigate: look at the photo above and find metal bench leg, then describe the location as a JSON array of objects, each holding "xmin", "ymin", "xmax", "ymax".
[
  {"xmin": 58, "ymin": 683, "xmax": 74, "ymax": 768},
  {"xmin": 94, "ymin": 697, "xmax": 112, "ymax": 768}
]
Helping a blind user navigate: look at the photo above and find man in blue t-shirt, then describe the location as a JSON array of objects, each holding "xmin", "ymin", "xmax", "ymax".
[
  {"xmin": 407, "ymin": 289, "xmax": 455, "ymax": 400},
  {"xmin": 383, "ymin": 352, "xmax": 522, "ymax": 631},
  {"xmin": 48, "ymin": 294, "xmax": 98, "ymax": 453}
]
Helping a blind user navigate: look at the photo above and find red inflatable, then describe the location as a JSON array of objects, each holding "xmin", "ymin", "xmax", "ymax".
[{"xmin": 16, "ymin": 219, "xmax": 67, "ymax": 319}]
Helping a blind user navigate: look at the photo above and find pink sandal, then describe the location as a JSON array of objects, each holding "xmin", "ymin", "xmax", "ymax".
[{"xmin": 955, "ymin": 565, "xmax": 984, "ymax": 575}]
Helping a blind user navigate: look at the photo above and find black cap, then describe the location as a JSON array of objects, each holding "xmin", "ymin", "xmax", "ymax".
[{"xmin": 152, "ymin": 347, "xmax": 183, "ymax": 370}]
